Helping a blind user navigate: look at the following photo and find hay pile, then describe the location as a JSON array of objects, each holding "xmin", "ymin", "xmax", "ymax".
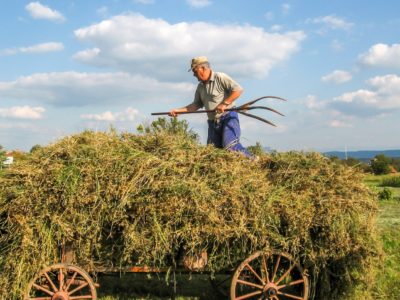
[{"xmin": 0, "ymin": 128, "xmax": 379, "ymax": 299}]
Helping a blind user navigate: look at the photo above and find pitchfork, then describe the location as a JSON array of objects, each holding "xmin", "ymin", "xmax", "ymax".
[{"xmin": 151, "ymin": 96, "xmax": 286, "ymax": 127}]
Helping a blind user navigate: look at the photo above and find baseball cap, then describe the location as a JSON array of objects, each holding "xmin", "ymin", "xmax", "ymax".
[{"xmin": 188, "ymin": 56, "xmax": 209, "ymax": 72}]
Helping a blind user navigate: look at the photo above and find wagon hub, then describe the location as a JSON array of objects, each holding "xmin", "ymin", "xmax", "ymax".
[
  {"xmin": 263, "ymin": 282, "xmax": 278, "ymax": 298},
  {"xmin": 52, "ymin": 291, "xmax": 69, "ymax": 300}
]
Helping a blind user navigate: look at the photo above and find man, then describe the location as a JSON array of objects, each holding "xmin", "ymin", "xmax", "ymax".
[{"xmin": 170, "ymin": 56, "xmax": 252, "ymax": 157}]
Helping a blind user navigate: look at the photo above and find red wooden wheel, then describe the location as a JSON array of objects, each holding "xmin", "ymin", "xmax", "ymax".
[
  {"xmin": 230, "ymin": 251, "xmax": 309, "ymax": 300},
  {"xmin": 25, "ymin": 263, "xmax": 97, "ymax": 300}
]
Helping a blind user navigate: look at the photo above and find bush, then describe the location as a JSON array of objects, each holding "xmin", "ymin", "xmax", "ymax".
[
  {"xmin": 378, "ymin": 188, "xmax": 394, "ymax": 201},
  {"xmin": 370, "ymin": 155, "xmax": 391, "ymax": 175}
]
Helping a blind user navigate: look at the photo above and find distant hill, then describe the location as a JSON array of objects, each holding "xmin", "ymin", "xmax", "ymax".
[{"xmin": 323, "ymin": 149, "xmax": 400, "ymax": 160}]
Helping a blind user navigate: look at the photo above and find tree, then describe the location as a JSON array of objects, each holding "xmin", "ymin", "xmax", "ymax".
[
  {"xmin": 370, "ymin": 154, "xmax": 391, "ymax": 175},
  {"xmin": 30, "ymin": 144, "xmax": 42, "ymax": 153}
]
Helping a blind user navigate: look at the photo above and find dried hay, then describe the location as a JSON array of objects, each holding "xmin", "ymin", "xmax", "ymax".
[{"xmin": 0, "ymin": 129, "xmax": 379, "ymax": 299}]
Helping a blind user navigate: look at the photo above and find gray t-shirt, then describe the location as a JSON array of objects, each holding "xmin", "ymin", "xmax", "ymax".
[{"xmin": 192, "ymin": 71, "xmax": 243, "ymax": 120}]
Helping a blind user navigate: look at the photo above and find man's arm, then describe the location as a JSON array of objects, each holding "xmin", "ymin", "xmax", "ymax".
[{"xmin": 169, "ymin": 102, "xmax": 201, "ymax": 117}]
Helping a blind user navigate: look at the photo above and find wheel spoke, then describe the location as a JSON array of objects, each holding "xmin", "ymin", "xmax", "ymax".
[
  {"xmin": 277, "ymin": 278, "xmax": 305, "ymax": 290},
  {"xmin": 59, "ymin": 267, "xmax": 65, "ymax": 291},
  {"xmin": 244, "ymin": 263, "xmax": 265, "ymax": 285},
  {"xmin": 236, "ymin": 279, "xmax": 264, "ymax": 290},
  {"xmin": 275, "ymin": 264, "xmax": 295, "ymax": 285},
  {"xmin": 65, "ymin": 271, "xmax": 78, "ymax": 292},
  {"xmin": 277, "ymin": 291, "xmax": 304, "ymax": 300},
  {"xmin": 261, "ymin": 254, "xmax": 270, "ymax": 283},
  {"xmin": 69, "ymin": 282, "xmax": 88, "ymax": 295},
  {"xmin": 236, "ymin": 290, "xmax": 263, "ymax": 300},
  {"xmin": 32, "ymin": 283, "xmax": 54, "ymax": 296},
  {"xmin": 272, "ymin": 254, "xmax": 281, "ymax": 282},
  {"xmin": 43, "ymin": 271, "xmax": 58, "ymax": 292}
]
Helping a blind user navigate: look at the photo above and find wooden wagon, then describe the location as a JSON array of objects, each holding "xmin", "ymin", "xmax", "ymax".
[{"xmin": 25, "ymin": 244, "xmax": 309, "ymax": 300}]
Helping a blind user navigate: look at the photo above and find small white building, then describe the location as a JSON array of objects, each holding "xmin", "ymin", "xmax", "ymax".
[{"xmin": 4, "ymin": 156, "xmax": 13, "ymax": 166}]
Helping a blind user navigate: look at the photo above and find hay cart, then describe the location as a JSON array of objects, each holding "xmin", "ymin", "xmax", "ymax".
[{"xmin": 25, "ymin": 243, "xmax": 309, "ymax": 300}]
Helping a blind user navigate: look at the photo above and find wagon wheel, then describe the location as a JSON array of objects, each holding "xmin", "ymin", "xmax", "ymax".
[
  {"xmin": 25, "ymin": 263, "xmax": 97, "ymax": 300},
  {"xmin": 230, "ymin": 251, "xmax": 309, "ymax": 300}
]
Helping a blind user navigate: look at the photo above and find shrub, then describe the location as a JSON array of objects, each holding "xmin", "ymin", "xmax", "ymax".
[{"xmin": 378, "ymin": 188, "xmax": 394, "ymax": 201}]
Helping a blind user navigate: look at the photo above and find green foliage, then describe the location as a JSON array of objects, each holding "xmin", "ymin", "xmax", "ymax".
[
  {"xmin": 247, "ymin": 142, "xmax": 265, "ymax": 156},
  {"xmin": 0, "ymin": 145, "xmax": 6, "ymax": 165},
  {"xmin": 137, "ymin": 117, "xmax": 199, "ymax": 142},
  {"xmin": 380, "ymin": 175, "xmax": 400, "ymax": 188},
  {"xmin": 378, "ymin": 187, "xmax": 394, "ymax": 201},
  {"xmin": 370, "ymin": 154, "xmax": 391, "ymax": 175},
  {"xmin": 30, "ymin": 144, "xmax": 42, "ymax": 153}
]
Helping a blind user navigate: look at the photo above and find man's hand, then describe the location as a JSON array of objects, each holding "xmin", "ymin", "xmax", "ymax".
[
  {"xmin": 169, "ymin": 109, "xmax": 180, "ymax": 117},
  {"xmin": 216, "ymin": 102, "xmax": 228, "ymax": 114}
]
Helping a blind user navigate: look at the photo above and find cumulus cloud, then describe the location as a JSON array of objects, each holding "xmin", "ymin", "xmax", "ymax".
[
  {"xmin": 309, "ymin": 15, "xmax": 353, "ymax": 31},
  {"xmin": 321, "ymin": 70, "xmax": 352, "ymax": 84},
  {"xmin": 186, "ymin": 0, "xmax": 211, "ymax": 8},
  {"xmin": 1, "ymin": 42, "xmax": 64, "ymax": 56},
  {"xmin": 0, "ymin": 71, "xmax": 194, "ymax": 107},
  {"xmin": 73, "ymin": 13, "xmax": 305, "ymax": 80},
  {"xmin": 330, "ymin": 74, "xmax": 400, "ymax": 116},
  {"xmin": 25, "ymin": 2, "xmax": 65, "ymax": 22},
  {"xmin": 81, "ymin": 107, "xmax": 139, "ymax": 121},
  {"xmin": 359, "ymin": 43, "xmax": 400, "ymax": 68},
  {"xmin": 0, "ymin": 106, "xmax": 45, "ymax": 119}
]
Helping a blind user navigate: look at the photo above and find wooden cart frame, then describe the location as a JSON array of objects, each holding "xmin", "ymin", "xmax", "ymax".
[{"xmin": 25, "ymin": 246, "xmax": 309, "ymax": 300}]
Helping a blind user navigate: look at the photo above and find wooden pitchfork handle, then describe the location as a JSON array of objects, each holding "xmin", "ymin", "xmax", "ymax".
[{"xmin": 151, "ymin": 96, "xmax": 286, "ymax": 116}]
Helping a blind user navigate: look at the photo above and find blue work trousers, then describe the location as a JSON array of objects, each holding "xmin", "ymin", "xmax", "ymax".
[{"xmin": 207, "ymin": 111, "xmax": 252, "ymax": 157}]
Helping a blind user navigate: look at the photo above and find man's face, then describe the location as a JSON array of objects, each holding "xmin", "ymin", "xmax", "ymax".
[{"xmin": 193, "ymin": 66, "xmax": 209, "ymax": 82}]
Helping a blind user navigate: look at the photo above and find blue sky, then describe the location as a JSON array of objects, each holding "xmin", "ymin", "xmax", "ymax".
[{"xmin": 1, "ymin": 0, "xmax": 400, "ymax": 152}]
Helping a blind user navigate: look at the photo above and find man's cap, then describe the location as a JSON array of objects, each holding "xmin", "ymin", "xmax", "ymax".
[{"xmin": 188, "ymin": 56, "xmax": 209, "ymax": 72}]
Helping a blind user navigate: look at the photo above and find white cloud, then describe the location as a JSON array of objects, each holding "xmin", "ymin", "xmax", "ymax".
[
  {"xmin": 321, "ymin": 70, "xmax": 352, "ymax": 84},
  {"xmin": 73, "ymin": 13, "xmax": 305, "ymax": 80},
  {"xmin": 25, "ymin": 2, "xmax": 65, "ymax": 22},
  {"xmin": 331, "ymin": 74, "xmax": 400, "ymax": 116},
  {"xmin": 329, "ymin": 120, "xmax": 352, "ymax": 128},
  {"xmin": 0, "ymin": 71, "xmax": 194, "ymax": 107},
  {"xmin": 359, "ymin": 43, "xmax": 400, "ymax": 68},
  {"xmin": 304, "ymin": 95, "xmax": 326, "ymax": 110},
  {"xmin": 0, "ymin": 106, "xmax": 45, "ymax": 119},
  {"xmin": 1, "ymin": 42, "xmax": 64, "ymax": 56},
  {"xmin": 281, "ymin": 3, "xmax": 291, "ymax": 14},
  {"xmin": 186, "ymin": 0, "xmax": 211, "ymax": 8},
  {"xmin": 270, "ymin": 25, "xmax": 283, "ymax": 32},
  {"xmin": 309, "ymin": 15, "xmax": 353, "ymax": 31},
  {"xmin": 81, "ymin": 107, "xmax": 139, "ymax": 122}
]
